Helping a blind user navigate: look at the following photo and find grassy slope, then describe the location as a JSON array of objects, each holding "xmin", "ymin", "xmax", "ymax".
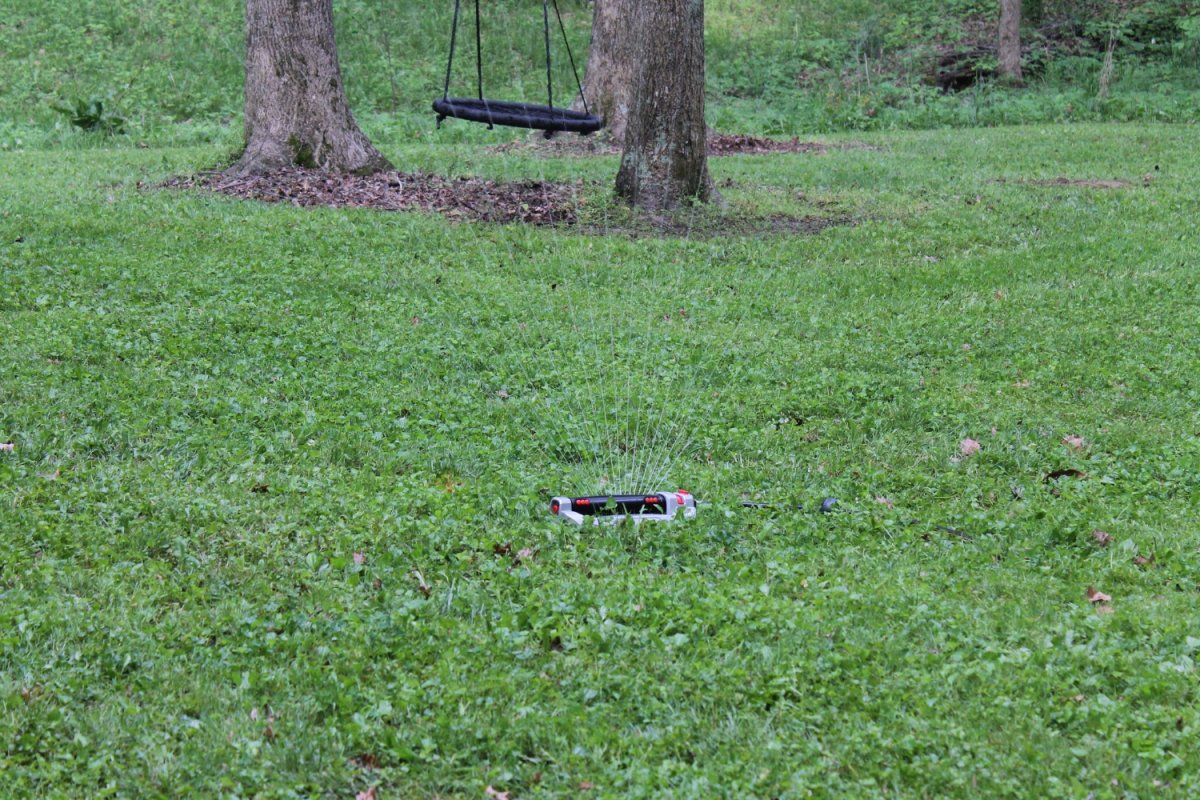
[
  {"xmin": 2, "ymin": 126, "xmax": 1199, "ymax": 797},
  {"xmin": 4, "ymin": 0, "xmax": 1200, "ymax": 151}
]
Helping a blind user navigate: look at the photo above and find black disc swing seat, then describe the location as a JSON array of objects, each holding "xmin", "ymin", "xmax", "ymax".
[
  {"xmin": 433, "ymin": 0, "xmax": 603, "ymax": 137},
  {"xmin": 433, "ymin": 97, "xmax": 602, "ymax": 135}
]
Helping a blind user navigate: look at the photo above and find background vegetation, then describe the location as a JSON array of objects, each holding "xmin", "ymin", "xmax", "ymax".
[{"xmin": 4, "ymin": 0, "xmax": 1200, "ymax": 151}]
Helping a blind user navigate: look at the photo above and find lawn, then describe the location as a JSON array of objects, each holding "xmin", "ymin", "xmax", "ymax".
[{"xmin": 2, "ymin": 124, "xmax": 1199, "ymax": 798}]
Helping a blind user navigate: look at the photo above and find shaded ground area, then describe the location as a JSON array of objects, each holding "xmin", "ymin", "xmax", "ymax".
[
  {"xmin": 1030, "ymin": 177, "xmax": 1137, "ymax": 189},
  {"xmin": 995, "ymin": 175, "xmax": 1154, "ymax": 189},
  {"xmin": 491, "ymin": 132, "xmax": 879, "ymax": 157},
  {"xmin": 574, "ymin": 211, "xmax": 853, "ymax": 239},
  {"xmin": 163, "ymin": 168, "xmax": 582, "ymax": 224},
  {"xmin": 163, "ymin": 168, "xmax": 851, "ymax": 237}
]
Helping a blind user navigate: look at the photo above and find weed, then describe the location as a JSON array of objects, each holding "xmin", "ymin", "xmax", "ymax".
[{"xmin": 51, "ymin": 96, "xmax": 126, "ymax": 135}]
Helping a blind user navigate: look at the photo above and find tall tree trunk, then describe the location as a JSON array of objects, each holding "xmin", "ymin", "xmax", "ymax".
[
  {"xmin": 998, "ymin": 0, "xmax": 1024, "ymax": 84},
  {"xmin": 570, "ymin": 0, "xmax": 635, "ymax": 145},
  {"xmin": 231, "ymin": 0, "xmax": 391, "ymax": 176},
  {"xmin": 614, "ymin": 0, "xmax": 715, "ymax": 210}
]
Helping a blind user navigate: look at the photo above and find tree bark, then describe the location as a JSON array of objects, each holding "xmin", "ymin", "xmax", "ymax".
[
  {"xmin": 998, "ymin": 0, "xmax": 1024, "ymax": 84},
  {"xmin": 570, "ymin": 0, "xmax": 636, "ymax": 145},
  {"xmin": 231, "ymin": 0, "xmax": 391, "ymax": 176},
  {"xmin": 614, "ymin": 0, "xmax": 715, "ymax": 210}
]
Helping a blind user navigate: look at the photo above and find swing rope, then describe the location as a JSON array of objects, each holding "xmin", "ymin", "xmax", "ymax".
[
  {"xmin": 543, "ymin": 0, "xmax": 553, "ymax": 109},
  {"xmin": 474, "ymin": 0, "xmax": 485, "ymax": 101},
  {"xmin": 552, "ymin": 0, "xmax": 590, "ymax": 116},
  {"xmin": 440, "ymin": 0, "xmax": 460, "ymax": 101}
]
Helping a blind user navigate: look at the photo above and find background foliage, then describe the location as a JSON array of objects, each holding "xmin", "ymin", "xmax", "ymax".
[{"xmin": 3, "ymin": 0, "xmax": 1200, "ymax": 151}]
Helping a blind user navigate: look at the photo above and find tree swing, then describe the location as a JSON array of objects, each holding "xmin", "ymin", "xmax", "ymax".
[{"xmin": 433, "ymin": 0, "xmax": 603, "ymax": 136}]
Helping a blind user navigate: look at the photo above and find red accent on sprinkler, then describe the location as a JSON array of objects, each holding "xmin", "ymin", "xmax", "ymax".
[{"xmin": 551, "ymin": 500, "xmax": 560, "ymax": 514}]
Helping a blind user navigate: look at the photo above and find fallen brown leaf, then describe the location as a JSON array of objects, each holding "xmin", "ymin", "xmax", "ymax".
[
  {"xmin": 485, "ymin": 786, "xmax": 511, "ymax": 800},
  {"xmin": 356, "ymin": 788, "xmax": 379, "ymax": 800},
  {"xmin": 493, "ymin": 542, "xmax": 512, "ymax": 556},
  {"xmin": 1044, "ymin": 468, "xmax": 1088, "ymax": 482},
  {"xmin": 1062, "ymin": 435, "xmax": 1085, "ymax": 450},
  {"xmin": 351, "ymin": 753, "xmax": 382, "ymax": 770},
  {"xmin": 960, "ymin": 438, "xmax": 981, "ymax": 457},
  {"xmin": 1091, "ymin": 529, "xmax": 1113, "ymax": 547},
  {"xmin": 0, "ymin": 442, "xmax": 14, "ymax": 452},
  {"xmin": 874, "ymin": 495, "xmax": 894, "ymax": 509},
  {"xmin": 1134, "ymin": 554, "xmax": 1156, "ymax": 567},
  {"xmin": 1086, "ymin": 586, "xmax": 1112, "ymax": 604}
]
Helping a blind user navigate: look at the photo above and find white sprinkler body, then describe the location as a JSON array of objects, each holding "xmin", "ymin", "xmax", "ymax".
[{"xmin": 550, "ymin": 491, "xmax": 698, "ymax": 525}]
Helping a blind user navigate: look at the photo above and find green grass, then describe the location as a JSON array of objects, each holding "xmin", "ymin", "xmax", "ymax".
[{"xmin": 2, "ymin": 124, "xmax": 1199, "ymax": 797}]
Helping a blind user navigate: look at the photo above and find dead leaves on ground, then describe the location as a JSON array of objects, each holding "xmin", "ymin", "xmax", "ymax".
[
  {"xmin": 163, "ymin": 167, "xmax": 850, "ymax": 239},
  {"xmin": 164, "ymin": 169, "xmax": 581, "ymax": 225},
  {"xmin": 706, "ymin": 134, "xmax": 829, "ymax": 156}
]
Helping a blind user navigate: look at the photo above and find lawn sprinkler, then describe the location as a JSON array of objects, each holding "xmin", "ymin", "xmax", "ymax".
[{"xmin": 551, "ymin": 491, "xmax": 697, "ymax": 525}]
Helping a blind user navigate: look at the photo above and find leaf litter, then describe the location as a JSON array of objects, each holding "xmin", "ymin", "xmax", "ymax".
[
  {"xmin": 164, "ymin": 169, "xmax": 581, "ymax": 225},
  {"xmin": 162, "ymin": 168, "xmax": 848, "ymax": 238}
]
